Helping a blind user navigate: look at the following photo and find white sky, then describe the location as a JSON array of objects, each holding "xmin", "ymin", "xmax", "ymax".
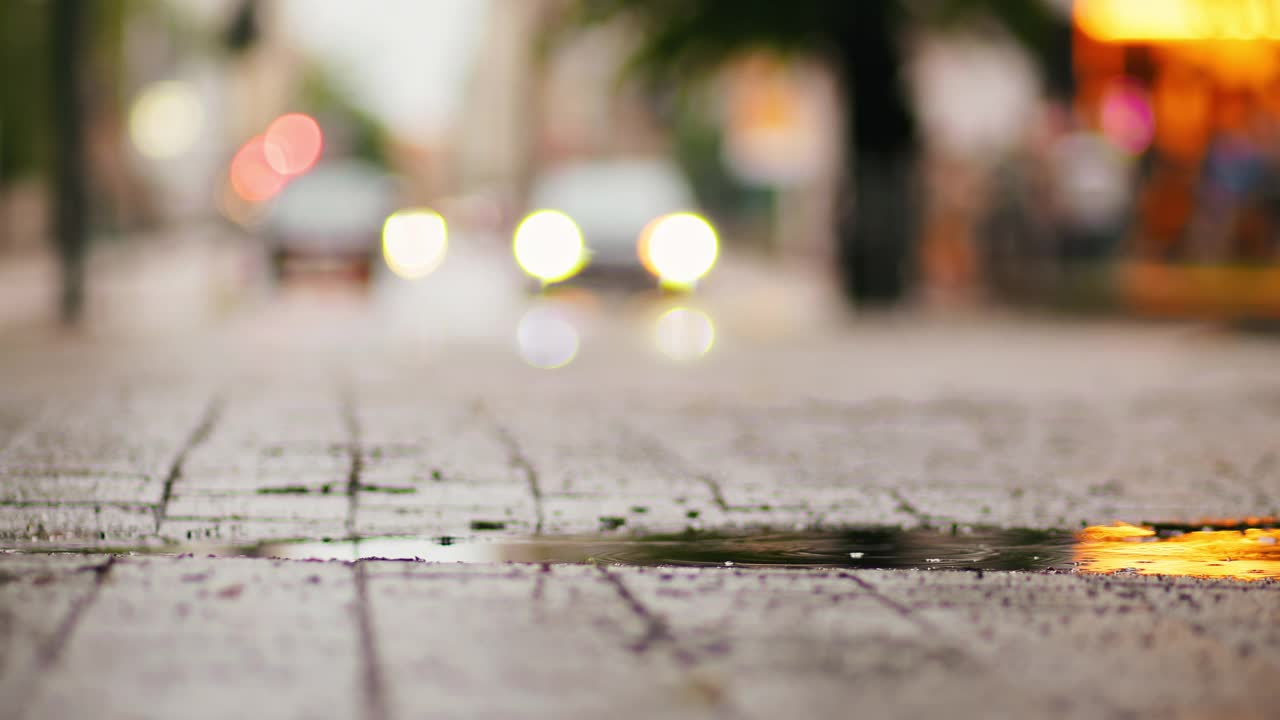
[{"xmin": 279, "ymin": 0, "xmax": 491, "ymax": 138}]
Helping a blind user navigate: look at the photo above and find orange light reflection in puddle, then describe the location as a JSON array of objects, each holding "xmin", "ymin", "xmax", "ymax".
[{"xmin": 1075, "ymin": 522, "xmax": 1280, "ymax": 581}]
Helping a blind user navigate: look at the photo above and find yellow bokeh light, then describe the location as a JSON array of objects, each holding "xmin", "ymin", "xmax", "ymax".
[
  {"xmin": 382, "ymin": 209, "xmax": 448, "ymax": 279},
  {"xmin": 639, "ymin": 213, "xmax": 718, "ymax": 286},
  {"xmin": 129, "ymin": 81, "xmax": 204, "ymax": 160},
  {"xmin": 1076, "ymin": 0, "xmax": 1280, "ymax": 42},
  {"xmin": 516, "ymin": 306, "xmax": 580, "ymax": 369},
  {"xmin": 654, "ymin": 307, "xmax": 715, "ymax": 361},
  {"xmin": 513, "ymin": 210, "xmax": 586, "ymax": 283}
]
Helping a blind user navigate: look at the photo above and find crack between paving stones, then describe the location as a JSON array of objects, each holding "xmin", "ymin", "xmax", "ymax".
[
  {"xmin": 595, "ymin": 566, "xmax": 695, "ymax": 665},
  {"xmin": 838, "ymin": 570, "xmax": 949, "ymax": 638},
  {"xmin": 155, "ymin": 395, "xmax": 223, "ymax": 533},
  {"xmin": 618, "ymin": 424, "xmax": 733, "ymax": 514},
  {"xmin": 352, "ymin": 561, "xmax": 390, "ymax": 720},
  {"xmin": 341, "ymin": 390, "xmax": 364, "ymax": 538},
  {"xmin": 888, "ymin": 488, "xmax": 931, "ymax": 526},
  {"xmin": 7, "ymin": 558, "xmax": 117, "ymax": 720},
  {"xmin": 697, "ymin": 475, "xmax": 731, "ymax": 512},
  {"xmin": 486, "ymin": 415, "xmax": 545, "ymax": 535}
]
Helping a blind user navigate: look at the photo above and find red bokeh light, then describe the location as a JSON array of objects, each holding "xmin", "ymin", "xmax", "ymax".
[
  {"xmin": 263, "ymin": 113, "xmax": 323, "ymax": 176},
  {"xmin": 1100, "ymin": 78, "xmax": 1155, "ymax": 155},
  {"xmin": 229, "ymin": 135, "xmax": 286, "ymax": 203}
]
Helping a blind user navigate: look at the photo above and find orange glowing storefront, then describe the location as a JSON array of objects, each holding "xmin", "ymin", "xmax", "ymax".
[{"xmin": 1074, "ymin": 0, "xmax": 1280, "ymax": 317}]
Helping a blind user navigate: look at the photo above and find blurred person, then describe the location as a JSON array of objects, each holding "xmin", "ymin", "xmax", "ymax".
[{"xmin": 1187, "ymin": 91, "xmax": 1272, "ymax": 263}]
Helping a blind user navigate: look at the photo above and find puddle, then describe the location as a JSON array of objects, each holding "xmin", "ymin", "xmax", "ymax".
[
  {"xmin": 1074, "ymin": 522, "xmax": 1280, "ymax": 581},
  {"xmin": 242, "ymin": 527, "xmax": 1078, "ymax": 569},
  {"xmin": 14, "ymin": 522, "xmax": 1280, "ymax": 580}
]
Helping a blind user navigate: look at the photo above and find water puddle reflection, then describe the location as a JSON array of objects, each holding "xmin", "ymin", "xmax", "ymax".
[
  {"xmin": 1074, "ymin": 522, "xmax": 1280, "ymax": 581},
  {"xmin": 17, "ymin": 521, "xmax": 1280, "ymax": 580},
  {"xmin": 251, "ymin": 528, "xmax": 1075, "ymax": 570}
]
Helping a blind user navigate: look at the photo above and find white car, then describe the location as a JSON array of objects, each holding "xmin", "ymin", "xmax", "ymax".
[
  {"xmin": 514, "ymin": 158, "xmax": 718, "ymax": 289},
  {"xmin": 264, "ymin": 159, "xmax": 398, "ymax": 285}
]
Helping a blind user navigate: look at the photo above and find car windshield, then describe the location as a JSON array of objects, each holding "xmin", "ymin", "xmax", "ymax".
[
  {"xmin": 530, "ymin": 160, "xmax": 694, "ymax": 242},
  {"xmin": 268, "ymin": 160, "xmax": 396, "ymax": 238}
]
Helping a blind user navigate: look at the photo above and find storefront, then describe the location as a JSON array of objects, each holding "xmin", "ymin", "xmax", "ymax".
[{"xmin": 1075, "ymin": 0, "xmax": 1280, "ymax": 317}]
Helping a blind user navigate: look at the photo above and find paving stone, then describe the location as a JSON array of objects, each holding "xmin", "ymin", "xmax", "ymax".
[
  {"xmin": 0, "ymin": 556, "xmax": 105, "ymax": 720},
  {"xmin": 15, "ymin": 556, "xmax": 361, "ymax": 720},
  {"xmin": 157, "ymin": 518, "xmax": 349, "ymax": 544},
  {"xmin": 365, "ymin": 562, "xmax": 703, "ymax": 720},
  {"xmin": 0, "ymin": 505, "xmax": 156, "ymax": 546},
  {"xmin": 0, "ymin": 473, "xmax": 160, "ymax": 505},
  {"xmin": 1, "ymin": 554, "xmax": 1278, "ymax": 719}
]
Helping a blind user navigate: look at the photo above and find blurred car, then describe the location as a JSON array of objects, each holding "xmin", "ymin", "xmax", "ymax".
[
  {"xmin": 264, "ymin": 159, "xmax": 397, "ymax": 286},
  {"xmin": 514, "ymin": 158, "xmax": 718, "ymax": 290}
]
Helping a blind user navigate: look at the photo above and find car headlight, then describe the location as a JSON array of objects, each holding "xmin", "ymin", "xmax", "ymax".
[
  {"xmin": 382, "ymin": 208, "xmax": 448, "ymax": 279},
  {"xmin": 638, "ymin": 212, "xmax": 718, "ymax": 287},
  {"xmin": 513, "ymin": 210, "xmax": 586, "ymax": 283}
]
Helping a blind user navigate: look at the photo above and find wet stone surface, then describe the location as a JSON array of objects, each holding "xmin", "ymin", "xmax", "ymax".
[
  {"xmin": 4, "ymin": 320, "xmax": 1280, "ymax": 718},
  {"xmin": 2, "ymin": 552, "xmax": 1278, "ymax": 720}
]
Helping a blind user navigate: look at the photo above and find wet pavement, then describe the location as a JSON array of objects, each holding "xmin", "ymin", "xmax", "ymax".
[
  {"xmin": 3, "ymin": 297, "xmax": 1280, "ymax": 718},
  {"xmin": 2, "ymin": 553, "xmax": 1278, "ymax": 720}
]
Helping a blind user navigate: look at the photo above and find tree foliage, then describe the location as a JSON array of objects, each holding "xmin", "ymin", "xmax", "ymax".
[{"xmin": 575, "ymin": 0, "xmax": 1060, "ymax": 89}]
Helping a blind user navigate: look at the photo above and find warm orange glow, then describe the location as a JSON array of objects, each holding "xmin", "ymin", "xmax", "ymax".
[
  {"xmin": 1076, "ymin": 522, "xmax": 1280, "ymax": 581},
  {"xmin": 263, "ymin": 113, "xmax": 323, "ymax": 176},
  {"xmin": 1077, "ymin": 0, "xmax": 1280, "ymax": 42},
  {"xmin": 229, "ymin": 136, "xmax": 286, "ymax": 203}
]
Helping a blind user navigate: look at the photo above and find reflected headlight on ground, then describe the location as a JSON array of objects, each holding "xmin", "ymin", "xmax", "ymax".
[
  {"xmin": 513, "ymin": 210, "xmax": 586, "ymax": 283},
  {"xmin": 654, "ymin": 307, "xmax": 715, "ymax": 361},
  {"xmin": 639, "ymin": 213, "xmax": 718, "ymax": 288},
  {"xmin": 382, "ymin": 209, "xmax": 447, "ymax": 279},
  {"xmin": 517, "ymin": 305, "xmax": 580, "ymax": 369}
]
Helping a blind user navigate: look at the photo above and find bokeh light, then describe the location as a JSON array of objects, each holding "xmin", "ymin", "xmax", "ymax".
[
  {"xmin": 654, "ymin": 307, "xmax": 715, "ymax": 361},
  {"xmin": 217, "ymin": 179, "xmax": 269, "ymax": 227},
  {"xmin": 382, "ymin": 209, "xmax": 448, "ymax": 279},
  {"xmin": 516, "ymin": 306, "xmax": 580, "ymax": 369},
  {"xmin": 1077, "ymin": 0, "xmax": 1280, "ymax": 41},
  {"xmin": 229, "ymin": 136, "xmax": 286, "ymax": 203},
  {"xmin": 129, "ymin": 81, "xmax": 204, "ymax": 160},
  {"xmin": 1100, "ymin": 79, "xmax": 1155, "ymax": 155},
  {"xmin": 263, "ymin": 113, "xmax": 324, "ymax": 176},
  {"xmin": 513, "ymin": 210, "xmax": 586, "ymax": 283},
  {"xmin": 639, "ymin": 213, "xmax": 719, "ymax": 286}
]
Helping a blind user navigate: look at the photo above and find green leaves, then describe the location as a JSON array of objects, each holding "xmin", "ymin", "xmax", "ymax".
[{"xmin": 572, "ymin": 0, "xmax": 1060, "ymax": 89}]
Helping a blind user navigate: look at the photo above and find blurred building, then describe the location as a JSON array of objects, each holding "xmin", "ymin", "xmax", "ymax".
[{"xmin": 1073, "ymin": 0, "xmax": 1280, "ymax": 317}]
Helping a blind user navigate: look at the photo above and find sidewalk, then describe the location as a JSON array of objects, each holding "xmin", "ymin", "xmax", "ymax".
[
  {"xmin": 3, "ymin": 554, "xmax": 1277, "ymax": 720},
  {"xmin": 2, "ymin": 314, "xmax": 1279, "ymax": 718}
]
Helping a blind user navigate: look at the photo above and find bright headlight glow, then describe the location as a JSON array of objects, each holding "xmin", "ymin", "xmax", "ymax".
[
  {"xmin": 513, "ymin": 210, "xmax": 585, "ymax": 283},
  {"xmin": 639, "ymin": 212, "xmax": 718, "ymax": 286},
  {"xmin": 382, "ymin": 209, "xmax": 448, "ymax": 279},
  {"xmin": 654, "ymin": 307, "xmax": 715, "ymax": 360}
]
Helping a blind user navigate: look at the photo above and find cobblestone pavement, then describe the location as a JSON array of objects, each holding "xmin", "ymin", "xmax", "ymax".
[
  {"xmin": 3, "ymin": 314, "xmax": 1278, "ymax": 547},
  {"xmin": 2, "ymin": 554, "xmax": 1277, "ymax": 720},
  {"xmin": 2, "ymin": 312, "xmax": 1279, "ymax": 718}
]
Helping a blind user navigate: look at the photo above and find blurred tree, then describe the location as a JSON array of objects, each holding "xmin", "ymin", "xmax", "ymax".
[
  {"xmin": 50, "ymin": 0, "xmax": 90, "ymax": 323},
  {"xmin": 0, "ymin": 3, "xmax": 53, "ymax": 186},
  {"xmin": 3, "ymin": 0, "xmax": 145, "ymax": 322},
  {"xmin": 576, "ymin": 0, "xmax": 1062, "ymax": 305}
]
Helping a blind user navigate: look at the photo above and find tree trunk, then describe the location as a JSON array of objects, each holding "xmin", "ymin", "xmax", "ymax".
[
  {"xmin": 831, "ymin": 4, "xmax": 918, "ymax": 306},
  {"xmin": 50, "ymin": 0, "xmax": 89, "ymax": 324}
]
